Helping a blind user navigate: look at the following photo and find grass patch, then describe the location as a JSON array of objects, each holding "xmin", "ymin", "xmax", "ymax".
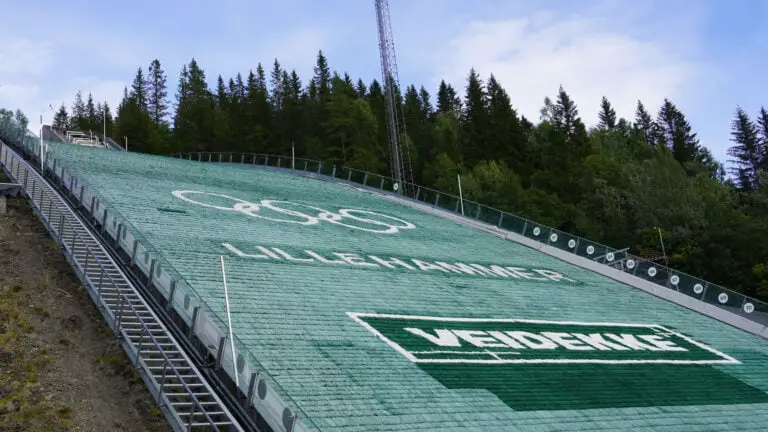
[{"xmin": 0, "ymin": 284, "xmax": 72, "ymax": 431}]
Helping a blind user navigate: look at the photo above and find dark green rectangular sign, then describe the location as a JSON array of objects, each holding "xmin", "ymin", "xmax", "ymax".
[{"xmin": 349, "ymin": 313, "xmax": 738, "ymax": 364}]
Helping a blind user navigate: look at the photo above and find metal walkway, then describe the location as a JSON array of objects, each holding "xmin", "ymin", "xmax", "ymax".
[{"xmin": 0, "ymin": 142, "xmax": 244, "ymax": 432}]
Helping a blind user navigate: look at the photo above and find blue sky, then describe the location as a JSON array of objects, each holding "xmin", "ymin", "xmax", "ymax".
[{"xmin": 0, "ymin": 0, "xmax": 765, "ymax": 167}]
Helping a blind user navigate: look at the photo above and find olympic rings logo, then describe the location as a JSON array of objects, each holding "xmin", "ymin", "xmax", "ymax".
[{"xmin": 172, "ymin": 190, "xmax": 416, "ymax": 234}]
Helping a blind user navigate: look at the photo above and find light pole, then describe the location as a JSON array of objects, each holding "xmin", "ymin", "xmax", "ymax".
[{"xmin": 103, "ymin": 101, "xmax": 106, "ymax": 147}]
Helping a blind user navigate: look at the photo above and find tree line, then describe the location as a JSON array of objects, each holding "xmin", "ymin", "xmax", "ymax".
[{"xmin": 47, "ymin": 51, "xmax": 768, "ymax": 301}]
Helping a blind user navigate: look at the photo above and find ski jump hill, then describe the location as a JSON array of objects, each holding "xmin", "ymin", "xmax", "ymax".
[{"xmin": 41, "ymin": 141, "xmax": 768, "ymax": 431}]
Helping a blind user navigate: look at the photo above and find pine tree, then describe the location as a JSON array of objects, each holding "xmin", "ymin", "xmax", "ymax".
[
  {"xmin": 53, "ymin": 103, "xmax": 69, "ymax": 130},
  {"xmin": 598, "ymin": 96, "xmax": 617, "ymax": 130},
  {"xmin": 147, "ymin": 59, "xmax": 168, "ymax": 127},
  {"xmin": 728, "ymin": 107, "xmax": 764, "ymax": 189}
]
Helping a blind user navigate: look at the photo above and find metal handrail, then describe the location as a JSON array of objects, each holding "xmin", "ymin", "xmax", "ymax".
[
  {"xmin": 172, "ymin": 150, "xmax": 768, "ymax": 328},
  {"xmin": 1, "ymin": 144, "xmax": 220, "ymax": 431}
]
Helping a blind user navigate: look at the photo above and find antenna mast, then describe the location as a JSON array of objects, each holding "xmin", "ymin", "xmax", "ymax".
[{"xmin": 374, "ymin": 0, "xmax": 413, "ymax": 194}]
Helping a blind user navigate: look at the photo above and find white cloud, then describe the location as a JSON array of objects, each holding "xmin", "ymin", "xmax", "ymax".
[
  {"xmin": 0, "ymin": 38, "xmax": 53, "ymax": 77},
  {"xmin": 431, "ymin": 8, "xmax": 706, "ymax": 126}
]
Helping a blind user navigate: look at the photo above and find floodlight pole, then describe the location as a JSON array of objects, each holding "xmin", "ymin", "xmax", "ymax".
[
  {"xmin": 457, "ymin": 174, "xmax": 465, "ymax": 216},
  {"xmin": 219, "ymin": 256, "xmax": 239, "ymax": 387},
  {"xmin": 103, "ymin": 101, "xmax": 106, "ymax": 147},
  {"xmin": 657, "ymin": 227, "xmax": 668, "ymax": 266},
  {"xmin": 39, "ymin": 113, "xmax": 43, "ymax": 170}
]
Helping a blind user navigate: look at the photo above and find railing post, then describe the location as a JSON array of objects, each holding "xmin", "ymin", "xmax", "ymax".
[
  {"xmin": 331, "ymin": 165, "xmax": 336, "ymax": 177},
  {"xmin": 379, "ymin": 178, "xmax": 384, "ymax": 190},
  {"xmin": 218, "ymin": 153, "xmax": 222, "ymax": 162},
  {"xmin": 58, "ymin": 213, "xmax": 65, "ymax": 241},
  {"xmin": 363, "ymin": 173, "xmax": 368, "ymax": 185},
  {"xmin": 247, "ymin": 372, "xmax": 257, "ymax": 405},
  {"xmin": 84, "ymin": 250, "xmax": 90, "ymax": 277},
  {"xmin": 215, "ymin": 336, "xmax": 226, "ymax": 370},
  {"xmin": 101, "ymin": 208, "xmax": 108, "ymax": 234},
  {"xmin": 148, "ymin": 259, "xmax": 156, "ymax": 288},
  {"xmin": 241, "ymin": 153, "xmax": 244, "ymax": 163},
  {"xmin": 159, "ymin": 360, "xmax": 169, "ymax": 396},
  {"xmin": 229, "ymin": 153, "xmax": 233, "ymax": 163},
  {"xmin": 187, "ymin": 402, "xmax": 195, "ymax": 431},
  {"xmin": 130, "ymin": 240, "xmax": 138, "ymax": 266},
  {"xmin": 137, "ymin": 326, "xmax": 146, "ymax": 358},
  {"xmin": 167, "ymin": 280, "xmax": 177, "ymax": 312},
  {"xmin": 498, "ymin": 212, "xmax": 504, "ymax": 227},
  {"xmin": 114, "ymin": 295, "xmax": 127, "ymax": 335},
  {"xmin": 347, "ymin": 169, "xmax": 352, "ymax": 181},
  {"xmin": 97, "ymin": 269, "xmax": 105, "ymax": 301},
  {"xmin": 188, "ymin": 307, "xmax": 199, "ymax": 339}
]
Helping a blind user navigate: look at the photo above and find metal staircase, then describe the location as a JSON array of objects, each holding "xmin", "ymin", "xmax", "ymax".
[{"xmin": 0, "ymin": 142, "xmax": 244, "ymax": 432}]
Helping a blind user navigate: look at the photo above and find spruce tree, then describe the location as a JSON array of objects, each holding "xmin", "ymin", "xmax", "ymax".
[
  {"xmin": 598, "ymin": 96, "xmax": 617, "ymax": 130},
  {"xmin": 657, "ymin": 99, "xmax": 700, "ymax": 173},
  {"xmin": 313, "ymin": 51, "xmax": 331, "ymax": 104},
  {"xmin": 728, "ymin": 107, "xmax": 764, "ymax": 189},
  {"xmin": 758, "ymin": 107, "xmax": 768, "ymax": 172},
  {"xmin": 461, "ymin": 68, "xmax": 489, "ymax": 166},
  {"xmin": 147, "ymin": 59, "xmax": 168, "ymax": 127},
  {"xmin": 53, "ymin": 103, "xmax": 69, "ymax": 130},
  {"xmin": 86, "ymin": 93, "xmax": 97, "ymax": 130},
  {"xmin": 436, "ymin": 80, "xmax": 461, "ymax": 114},
  {"xmin": 70, "ymin": 91, "xmax": 86, "ymax": 130},
  {"xmin": 634, "ymin": 100, "xmax": 656, "ymax": 149},
  {"xmin": 270, "ymin": 59, "xmax": 284, "ymax": 112},
  {"xmin": 356, "ymin": 79, "xmax": 367, "ymax": 99},
  {"xmin": 131, "ymin": 67, "xmax": 149, "ymax": 111},
  {"xmin": 486, "ymin": 75, "xmax": 526, "ymax": 175}
]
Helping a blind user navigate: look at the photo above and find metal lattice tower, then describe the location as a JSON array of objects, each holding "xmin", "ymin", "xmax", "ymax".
[{"xmin": 375, "ymin": 0, "xmax": 413, "ymax": 194}]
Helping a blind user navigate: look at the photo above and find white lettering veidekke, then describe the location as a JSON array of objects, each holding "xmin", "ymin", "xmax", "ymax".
[
  {"xmin": 222, "ymin": 243, "xmax": 578, "ymax": 283},
  {"xmin": 403, "ymin": 328, "xmax": 689, "ymax": 352}
]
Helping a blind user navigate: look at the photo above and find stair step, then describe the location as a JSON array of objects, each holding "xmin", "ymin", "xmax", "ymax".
[{"xmin": 169, "ymin": 401, "xmax": 220, "ymax": 407}]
